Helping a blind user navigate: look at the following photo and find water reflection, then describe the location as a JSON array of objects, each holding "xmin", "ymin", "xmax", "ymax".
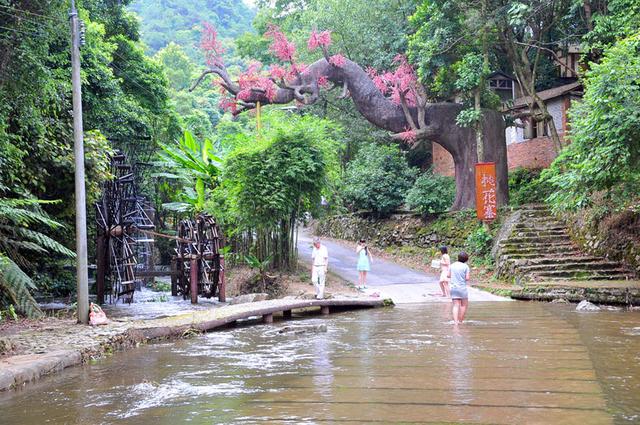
[{"xmin": 450, "ymin": 325, "xmax": 473, "ymax": 406}]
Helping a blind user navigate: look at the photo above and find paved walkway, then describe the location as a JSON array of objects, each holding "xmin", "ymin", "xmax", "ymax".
[{"xmin": 297, "ymin": 231, "xmax": 507, "ymax": 304}]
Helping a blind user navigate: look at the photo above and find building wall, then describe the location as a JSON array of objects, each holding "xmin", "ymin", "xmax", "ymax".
[
  {"xmin": 507, "ymin": 96, "xmax": 568, "ymax": 145},
  {"xmin": 547, "ymin": 98, "xmax": 565, "ymax": 134},
  {"xmin": 432, "ymin": 96, "xmax": 571, "ymax": 176},
  {"xmin": 506, "ymin": 135, "xmax": 566, "ymax": 170}
]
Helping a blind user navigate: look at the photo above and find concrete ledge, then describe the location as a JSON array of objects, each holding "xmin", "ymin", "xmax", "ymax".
[
  {"xmin": 476, "ymin": 280, "xmax": 640, "ymax": 305},
  {"xmin": 0, "ymin": 297, "xmax": 390, "ymax": 392}
]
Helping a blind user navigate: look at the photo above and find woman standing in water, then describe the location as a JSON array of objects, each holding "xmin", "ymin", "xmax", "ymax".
[
  {"xmin": 439, "ymin": 246, "xmax": 451, "ymax": 297},
  {"xmin": 448, "ymin": 251, "xmax": 471, "ymax": 325},
  {"xmin": 356, "ymin": 239, "xmax": 373, "ymax": 290}
]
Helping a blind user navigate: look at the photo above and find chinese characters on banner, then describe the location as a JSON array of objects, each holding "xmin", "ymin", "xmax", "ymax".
[{"xmin": 475, "ymin": 162, "xmax": 498, "ymax": 222}]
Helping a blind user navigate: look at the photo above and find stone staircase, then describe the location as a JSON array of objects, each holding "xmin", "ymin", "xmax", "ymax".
[{"xmin": 495, "ymin": 205, "xmax": 634, "ymax": 283}]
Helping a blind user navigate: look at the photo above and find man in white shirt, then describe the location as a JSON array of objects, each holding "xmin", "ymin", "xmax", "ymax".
[{"xmin": 311, "ymin": 237, "xmax": 329, "ymax": 299}]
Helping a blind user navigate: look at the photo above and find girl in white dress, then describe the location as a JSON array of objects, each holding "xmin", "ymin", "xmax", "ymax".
[{"xmin": 439, "ymin": 246, "xmax": 450, "ymax": 297}]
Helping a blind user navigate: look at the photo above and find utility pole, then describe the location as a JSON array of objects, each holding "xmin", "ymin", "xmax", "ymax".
[{"xmin": 70, "ymin": 0, "xmax": 89, "ymax": 324}]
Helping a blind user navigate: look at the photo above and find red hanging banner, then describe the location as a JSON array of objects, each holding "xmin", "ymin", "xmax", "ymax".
[{"xmin": 475, "ymin": 162, "xmax": 498, "ymax": 222}]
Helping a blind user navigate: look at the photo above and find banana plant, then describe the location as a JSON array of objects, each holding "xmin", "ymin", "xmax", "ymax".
[{"xmin": 155, "ymin": 130, "xmax": 222, "ymax": 213}]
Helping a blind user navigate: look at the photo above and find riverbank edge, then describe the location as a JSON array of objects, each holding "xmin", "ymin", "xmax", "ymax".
[
  {"xmin": 475, "ymin": 282, "xmax": 640, "ymax": 305},
  {"xmin": 0, "ymin": 297, "xmax": 391, "ymax": 393}
]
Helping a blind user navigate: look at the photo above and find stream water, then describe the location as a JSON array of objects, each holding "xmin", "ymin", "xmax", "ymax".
[{"xmin": 1, "ymin": 302, "xmax": 639, "ymax": 424}]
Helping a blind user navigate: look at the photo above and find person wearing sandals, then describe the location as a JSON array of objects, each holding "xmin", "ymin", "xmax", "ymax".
[
  {"xmin": 356, "ymin": 239, "xmax": 373, "ymax": 290},
  {"xmin": 439, "ymin": 246, "xmax": 451, "ymax": 297},
  {"xmin": 448, "ymin": 251, "xmax": 471, "ymax": 325}
]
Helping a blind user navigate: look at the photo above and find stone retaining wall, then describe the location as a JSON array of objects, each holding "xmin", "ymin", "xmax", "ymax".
[
  {"xmin": 563, "ymin": 207, "xmax": 640, "ymax": 277},
  {"xmin": 316, "ymin": 210, "xmax": 484, "ymax": 251}
]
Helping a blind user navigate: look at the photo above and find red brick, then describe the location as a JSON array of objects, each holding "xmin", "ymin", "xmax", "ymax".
[
  {"xmin": 506, "ymin": 136, "xmax": 565, "ymax": 170},
  {"xmin": 432, "ymin": 136, "xmax": 567, "ymax": 177}
]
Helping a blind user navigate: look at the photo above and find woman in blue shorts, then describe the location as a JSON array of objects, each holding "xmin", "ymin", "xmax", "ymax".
[{"xmin": 448, "ymin": 251, "xmax": 471, "ymax": 325}]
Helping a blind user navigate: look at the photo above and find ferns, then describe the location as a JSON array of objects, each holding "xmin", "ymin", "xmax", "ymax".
[
  {"xmin": 0, "ymin": 255, "xmax": 43, "ymax": 319},
  {"xmin": 0, "ymin": 198, "xmax": 74, "ymax": 318}
]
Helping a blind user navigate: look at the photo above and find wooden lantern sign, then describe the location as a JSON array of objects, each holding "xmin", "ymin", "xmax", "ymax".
[{"xmin": 475, "ymin": 162, "xmax": 498, "ymax": 222}]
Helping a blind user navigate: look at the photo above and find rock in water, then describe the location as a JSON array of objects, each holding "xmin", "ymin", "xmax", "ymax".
[{"xmin": 576, "ymin": 300, "xmax": 601, "ymax": 311}]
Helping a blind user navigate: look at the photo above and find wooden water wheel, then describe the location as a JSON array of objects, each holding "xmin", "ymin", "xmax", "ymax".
[
  {"xmin": 173, "ymin": 213, "xmax": 223, "ymax": 301},
  {"xmin": 95, "ymin": 152, "xmax": 155, "ymax": 304}
]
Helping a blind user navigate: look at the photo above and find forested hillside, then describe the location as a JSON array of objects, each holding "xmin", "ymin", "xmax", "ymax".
[{"xmin": 129, "ymin": 0, "xmax": 254, "ymax": 56}]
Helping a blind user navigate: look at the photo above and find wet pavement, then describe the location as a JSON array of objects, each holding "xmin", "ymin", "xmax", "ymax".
[
  {"xmin": 298, "ymin": 231, "xmax": 507, "ymax": 303},
  {"xmin": 1, "ymin": 302, "xmax": 638, "ymax": 424}
]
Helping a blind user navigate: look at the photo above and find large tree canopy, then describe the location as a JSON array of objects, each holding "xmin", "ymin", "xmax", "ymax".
[{"xmin": 192, "ymin": 24, "xmax": 508, "ymax": 210}]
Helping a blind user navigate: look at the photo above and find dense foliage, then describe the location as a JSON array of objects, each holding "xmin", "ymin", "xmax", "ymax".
[
  {"xmin": 129, "ymin": 0, "xmax": 254, "ymax": 56},
  {"xmin": 236, "ymin": 0, "xmax": 417, "ymax": 166},
  {"xmin": 2, "ymin": 0, "xmax": 639, "ymax": 312},
  {"xmin": 211, "ymin": 112, "xmax": 341, "ymax": 268},
  {"xmin": 508, "ymin": 168, "xmax": 552, "ymax": 206},
  {"xmin": 341, "ymin": 144, "xmax": 416, "ymax": 216},
  {"xmin": 405, "ymin": 170, "xmax": 456, "ymax": 214},
  {"xmin": 544, "ymin": 31, "xmax": 640, "ymax": 210}
]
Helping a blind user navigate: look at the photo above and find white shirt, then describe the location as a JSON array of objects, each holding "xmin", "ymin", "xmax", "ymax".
[{"xmin": 311, "ymin": 244, "xmax": 328, "ymax": 267}]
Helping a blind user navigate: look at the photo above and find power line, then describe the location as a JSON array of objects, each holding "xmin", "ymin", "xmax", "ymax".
[
  {"xmin": 0, "ymin": 23, "xmax": 41, "ymax": 37},
  {"xmin": 0, "ymin": 22, "xmax": 160, "ymax": 101},
  {"xmin": 0, "ymin": 8, "xmax": 58, "ymax": 28},
  {"xmin": 109, "ymin": 58, "xmax": 162, "ymax": 100},
  {"xmin": 0, "ymin": 3, "xmax": 67, "ymax": 24},
  {"xmin": 109, "ymin": 48, "xmax": 164, "ymax": 100}
]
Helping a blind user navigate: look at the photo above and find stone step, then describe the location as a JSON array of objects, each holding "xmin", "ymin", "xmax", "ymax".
[
  {"xmin": 532, "ymin": 276, "xmax": 634, "ymax": 283},
  {"xmin": 499, "ymin": 252, "xmax": 587, "ymax": 261},
  {"xmin": 520, "ymin": 208, "xmax": 553, "ymax": 217},
  {"xmin": 529, "ymin": 269, "xmax": 631, "ymax": 281},
  {"xmin": 516, "ymin": 218, "xmax": 566, "ymax": 226},
  {"xmin": 505, "ymin": 255, "xmax": 610, "ymax": 266},
  {"xmin": 499, "ymin": 241, "xmax": 575, "ymax": 251},
  {"xmin": 513, "ymin": 224, "xmax": 567, "ymax": 232},
  {"xmin": 499, "ymin": 249, "xmax": 578, "ymax": 259},
  {"xmin": 519, "ymin": 204, "xmax": 551, "ymax": 211},
  {"xmin": 504, "ymin": 235, "xmax": 572, "ymax": 245},
  {"xmin": 514, "ymin": 261, "xmax": 625, "ymax": 274},
  {"xmin": 512, "ymin": 229, "xmax": 568, "ymax": 237}
]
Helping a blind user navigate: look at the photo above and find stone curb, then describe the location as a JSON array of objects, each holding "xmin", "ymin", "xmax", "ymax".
[
  {"xmin": 0, "ymin": 297, "xmax": 389, "ymax": 392},
  {"xmin": 475, "ymin": 283, "xmax": 640, "ymax": 305}
]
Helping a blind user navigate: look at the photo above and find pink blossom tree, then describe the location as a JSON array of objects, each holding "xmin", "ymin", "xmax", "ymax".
[{"xmin": 191, "ymin": 24, "xmax": 508, "ymax": 210}]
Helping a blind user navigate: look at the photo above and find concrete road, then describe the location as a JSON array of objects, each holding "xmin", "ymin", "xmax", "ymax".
[{"xmin": 297, "ymin": 230, "xmax": 507, "ymax": 304}]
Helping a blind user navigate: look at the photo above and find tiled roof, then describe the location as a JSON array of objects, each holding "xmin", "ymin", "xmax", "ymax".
[{"xmin": 511, "ymin": 82, "xmax": 582, "ymax": 109}]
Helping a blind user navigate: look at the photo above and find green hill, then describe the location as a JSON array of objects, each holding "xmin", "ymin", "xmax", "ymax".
[{"xmin": 129, "ymin": 0, "xmax": 255, "ymax": 56}]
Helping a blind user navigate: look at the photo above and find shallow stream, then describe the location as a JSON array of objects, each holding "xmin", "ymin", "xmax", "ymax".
[{"xmin": 1, "ymin": 302, "xmax": 639, "ymax": 424}]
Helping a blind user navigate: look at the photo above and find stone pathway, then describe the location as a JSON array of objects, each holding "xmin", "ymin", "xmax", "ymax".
[{"xmin": 298, "ymin": 230, "xmax": 507, "ymax": 303}]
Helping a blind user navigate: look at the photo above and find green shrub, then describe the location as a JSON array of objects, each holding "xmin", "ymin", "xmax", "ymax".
[
  {"xmin": 341, "ymin": 144, "xmax": 416, "ymax": 216},
  {"xmin": 405, "ymin": 170, "xmax": 455, "ymax": 214},
  {"xmin": 508, "ymin": 168, "xmax": 552, "ymax": 206},
  {"xmin": 34, "ymin": 267, "xmax": 75, "ymax": 297},
  {"xmin": 465, "ymin": 225, "xmax": 493, "ymax": 256}
]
